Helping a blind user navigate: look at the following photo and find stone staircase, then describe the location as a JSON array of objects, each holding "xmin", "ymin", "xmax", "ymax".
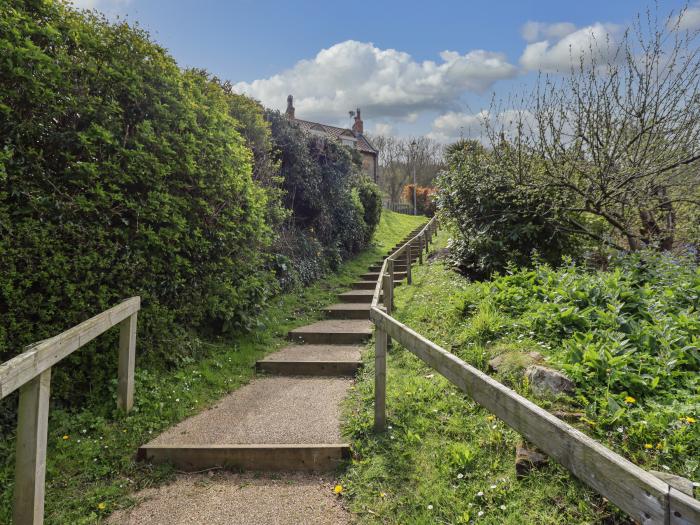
[{"xmin": 137, "ymin": 225, "xmax": 426, "ymax": 474}]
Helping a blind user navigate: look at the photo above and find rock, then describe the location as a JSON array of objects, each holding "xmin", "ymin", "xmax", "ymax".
[
  {"xmin": 525, "ymin": 365, "xmax": 574, "ymax": 397},
  {"xmin": 650, "ymin": 470, "xmax": 696, "ymax": 497},
  {"xmin": 515, "ymin": 442, "xmax": 549, "ymax": 479},
  {"xmin": 488, "ymin": 351, "xmax": 543, "ymax": 373}
]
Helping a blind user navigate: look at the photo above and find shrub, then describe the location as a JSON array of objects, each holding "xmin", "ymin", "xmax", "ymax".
[
  {"xmin": 0, "ymin": 2, "xmax": 274, "ymax": 408},
  {"xmin": 266, "ymin": 110, "xmax": 381, "ymax": 283},
  {"xmin": 402, "ymin": 184, "xmax": 436, "ymax": 216},
  {"xmin": 436, "ymin": 140, "xmax": 577, "ymax": 279}
]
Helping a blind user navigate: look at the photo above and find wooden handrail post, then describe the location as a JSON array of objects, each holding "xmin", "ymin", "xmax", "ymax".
[
  {"xmin": 418, "ymin": 235, "xmax": 423, "ymax": 265},
  {"xmin": 14, "ymin": 368, "xmax": 51, "ymax": 525},
  {"xmin": 406, "ymin": 246, "xmax": 412, "ymax": 285},
  {"xmin": 374, "ymin": 324, "xmax": 387, "ymax": 432},
  {"xmin": 117, "ymin": 311, "xmax": 137, "ymax": 412},
  {"xmin": 387, "ymin": 259, "xmax": 394, "ymax": 312}
]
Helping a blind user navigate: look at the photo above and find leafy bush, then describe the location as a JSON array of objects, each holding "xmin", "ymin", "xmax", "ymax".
[
  {"xmin": 0, "ymin": 2, "xmax": 274, "ymax": 409},
  {"xmin": 467, "ymin": 252, "xmax": 700, "ymax": 478},
  {"xmin": 436, "ymin": 140, "xmax": 578, "ymax": 279}
]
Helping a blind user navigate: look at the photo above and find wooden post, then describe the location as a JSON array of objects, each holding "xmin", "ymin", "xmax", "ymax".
[
  {"xmin": 405, "ymin": 247, "xmax": 412, "ymax": 285},
  {"xmin": 374, "ymin": 326, "xmax": 387, "ymax": 432},
  {"xmin": 14, "ymin": 368, "xmax": 51, "ymax": 525},
  {"xmin": 418, "ymin": 236, "xmax": 424, "ymax": 265},
  {"xmin": 118, "ymin": 312, "xmax": 137, "ymax": 412},
  {"xmin": 387, "ymin": 259, "xmax": 394, "ymax": 312}
]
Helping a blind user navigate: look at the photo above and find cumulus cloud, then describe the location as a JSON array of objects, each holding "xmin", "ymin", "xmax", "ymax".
[
  {"xmin": 69, "ymin": 0, "xmax": 131, "ymax": 10},
  {"xmin": 672, "ymin": 4, "xmax": 700, "ymax": 31},
  {"xmin": 234, "ymin": 40, "xmax": 517, "ymax": 123},
  {"xmin": 520, "ymin": 22, "xmax": 621, "ymax": 73},
  {"xmin": 428, "ymin": 109, "xmax": 535, "ymax": 143},
  {"xmin": 521, "ymin": 21, "xmax": 577, "ymax": 43}
]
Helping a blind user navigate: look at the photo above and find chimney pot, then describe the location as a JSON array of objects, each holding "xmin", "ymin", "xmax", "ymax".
[
  {"xmin": 352, "ymin": 107, "xmax": 363, "ymax": 134},
  {"xmin": 285, "ymin": 94, "xmax": 295, "ymax": 119}
]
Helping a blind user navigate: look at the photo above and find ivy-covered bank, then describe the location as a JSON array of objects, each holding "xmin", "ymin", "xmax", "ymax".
[{"xmin": 0, "ymin": 0, "xmax": 381, "ymax": 426}]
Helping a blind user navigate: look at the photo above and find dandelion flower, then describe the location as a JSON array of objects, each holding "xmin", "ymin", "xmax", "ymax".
[
  {"xmin": 380, "ymin": 492, "xmax": 386, "ymax": 498},
  {"xmin": 486, "ymin": 415, "xmax": 495, "ymax": 422},
  {"xmin": 427, "ymin": 504, "xmax": 433, "ymax": 510},
  {"xmin": 97, "ymin": 503, "xmax": 106, "ymax": 511},
  {"xmin": 62, "ymin": 435, "xmax": 69, "ymax": 440},
  {"xmin": 685, "ymin": 416, "xmax": 696, "ymax": 424},
  {"xmin": 644, "ymin": 444, "xmax": 653, "ymax": 449},
  {"xmin": 333, "ymin": 484, "xmax": 343, "ymax": 494},
  {"xmin": 624, "ymin": 396, "xmax": 636, "ymax": 404}
]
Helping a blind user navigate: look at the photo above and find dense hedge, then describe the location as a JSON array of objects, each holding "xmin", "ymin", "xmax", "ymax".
[{"xmin": 0, "ymin": 0, "xmax": 381, "ymax": 424}]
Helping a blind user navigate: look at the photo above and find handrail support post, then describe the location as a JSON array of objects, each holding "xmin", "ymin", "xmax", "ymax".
[
  {"xmin": 374, "ymin": 324, "xmax": 387, "ymax": 432},
  {"xmin": 14, "ymin": 368, "xmax": 51, "ymax": 525},
  {"xmin": 118, "ymin": 311, "xmax": 137, "ymax": 413}
]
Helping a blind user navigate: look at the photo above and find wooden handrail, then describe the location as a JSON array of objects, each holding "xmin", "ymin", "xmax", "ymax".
[
  {"xmin": 1, "ymin": 297, "xmax": 140, "ymax": 525},
  {"xmin": 369, "ymin": 226, "xmax": 700, "ymax": 525}
]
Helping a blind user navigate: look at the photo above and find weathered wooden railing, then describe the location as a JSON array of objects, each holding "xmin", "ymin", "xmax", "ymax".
[
  {"xmin": 370, "ymin": 222, "xmax": 700, "ymax": 525},
  {"xmin": 0, "ymin": 297, "xmax": 140, "ymax": 525}
]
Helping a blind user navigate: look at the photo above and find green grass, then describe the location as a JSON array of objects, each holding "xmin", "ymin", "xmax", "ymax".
[
  {"xmin": 341, "ymin": 230, "xmax": 624, "ymax": 524},
  {"xmin": 0, "ymin": 210, "xmax": 426, "ymax": 524}
]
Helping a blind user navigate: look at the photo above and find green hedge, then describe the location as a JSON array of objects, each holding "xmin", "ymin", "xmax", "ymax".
[{"xmin": 0, "ymin": 1, "xmax": 274, "ymax": 408}]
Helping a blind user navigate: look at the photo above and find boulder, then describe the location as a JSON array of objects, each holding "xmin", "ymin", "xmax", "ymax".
[
  {"xmin": 525, "ymin": 365, "xmax": 574, "ymax": 397},
  {"xmin": 515, "ymin": 442, "xmax": 549, "ymax": 479}
]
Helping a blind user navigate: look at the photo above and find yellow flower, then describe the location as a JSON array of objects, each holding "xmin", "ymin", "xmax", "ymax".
[
  {"xmin": 333, "ymin": 484, "xmax": 343, "ymax": 494},
  {"xmin": 685, "ymin": 416, "xmax": 696, "ymax": 424},
  {"xmin": 486, "ymin": 415, "xmax": 495, "ymax": 422},
  {"xmin": 644, "ymin": 443, "xmax": 653, "ymax": 449},
  {"xmin": 97, "ymin": 502, "xmax": 106, "ymax": 511},
  {"xmin": 62, "ymin": 435, "xmax": 69, "ymax": 440},
  {"xmin": 655, "ymin": 443, "xmax": 663, "ymax": 450},
  {"xmin": 380, "ymin": 492, "xmax": 386, "ymax": 498},
  {"xmin": 624, "ymin": 396, "xmax": 636, "ymax": 404}
]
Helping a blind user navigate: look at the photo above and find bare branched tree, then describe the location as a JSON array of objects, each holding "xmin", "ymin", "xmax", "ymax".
[
  {"xmin": 369, "ymin": 134, "xmax": 443, "ymax": 205},
  {"xmin": 485, "ymin": 5, "xmax": 700, "ymax": 251}
]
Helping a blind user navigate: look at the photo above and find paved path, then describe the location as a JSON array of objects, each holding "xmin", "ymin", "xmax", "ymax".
[{"xmin": 113, "ymin": 226, "xmax": 424, "ymax": 524}]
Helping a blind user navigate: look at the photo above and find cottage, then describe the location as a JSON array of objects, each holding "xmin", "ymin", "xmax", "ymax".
[{"xmin": 285, "ymin": 95, "xmax": 379, "ymax": 181}]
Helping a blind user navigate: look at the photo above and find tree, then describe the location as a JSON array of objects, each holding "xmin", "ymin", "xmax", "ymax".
[
  {"xmin": 484, "ymin": 6, "xmax": 700, "ymax": 251},
  {"xmin": 369, "ymin": 134, "xmax": 443, "ymax": 205}
]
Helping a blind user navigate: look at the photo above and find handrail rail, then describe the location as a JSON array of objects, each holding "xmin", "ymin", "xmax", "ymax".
[
  {"xmin": 368, "ymin": 227, "xmax": 700, "ymax": 525},
  {"xmin": 1, "ymin": 297, "xmax": 140, "ymax": 525},
  {"xmin": 370, "ymin": 216, "xmax": 437, "ymax": 309}
]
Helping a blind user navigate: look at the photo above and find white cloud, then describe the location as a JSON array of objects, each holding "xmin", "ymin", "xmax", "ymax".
[
  {"xmin": 234, "ymin": 40, "xmax": 517, "ymax": 123},
  {"xmin": 519, "ymin": 22, "xmax": 621, "ymax": 73},
  {"xmin": 673, "ymin": 5, "xmax": 700, "ymax": 31},
  {"xmin": 69, "ymin": 0, "xmax": 131, "ymax": 10},
  {"xmin": 428, "ymin": 109, "xmax": 535, "ymax": 143},
  {"xmin": 372, "ymin": 122, "xmax": 394, "ymax": 136},
  {"xmin": 521, "ymin": 21, "xmax": 577, "ymax": 43}
]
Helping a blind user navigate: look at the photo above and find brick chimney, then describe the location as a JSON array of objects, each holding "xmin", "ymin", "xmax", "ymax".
[
  {"xmin": 285, "ymin": 94, "xmax": 295, "ymax": 119},
  {"xmin": 352, "ymin": 107, "xmax": 363, "ymax": 134}
]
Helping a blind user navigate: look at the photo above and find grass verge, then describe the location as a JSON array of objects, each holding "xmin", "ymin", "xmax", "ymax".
[
  {"xmin": 0, "ymin": 210, "xmax": 426, "ymax": 524},
  {"xmin": 341, "ymin": 229, "xmax": 625, "ymax": 525}
]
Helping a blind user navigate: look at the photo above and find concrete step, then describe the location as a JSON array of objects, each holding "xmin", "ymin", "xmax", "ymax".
[
  {"xmin": 288, "ymin": 319, "xmax": 372, "ymax": 344},
  {"xmin": 360, "ymin": 271, "xmax": 407, "ymax": 280},
  {"xmin": 138, "ymin": 376, "xmax": 352, "ymax": 471},
  {"xmin": 324, "ymin": 302, "xmax": 371, "ymax": 319},
  {"xmin": 351, "ymin": 280, "xmax": 402, "ymax": 290},
  {"xmin": 338, "ymin": 289, "xmax": 380, "ymax": 303},
  {"xmin": 256, "ymin": 344, "xmax": 362, "ymax": 376},
  {"xmin": 368, "ymin": 265, "xmax": 408, "ymax": 273}
]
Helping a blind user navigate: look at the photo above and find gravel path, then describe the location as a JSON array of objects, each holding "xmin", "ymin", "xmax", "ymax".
[
  {"xmin": 107, "ymin": 472, "xmax": 350, "ymax": 525},
  {"xmin": 147, "ymin": 376, "xmax": 352, "ymax": 445}
]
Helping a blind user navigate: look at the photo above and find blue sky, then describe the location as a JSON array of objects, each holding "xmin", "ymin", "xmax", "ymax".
[{"xmin": 74, "ymin": 0, "xmax": 696, "ymax": 140}]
